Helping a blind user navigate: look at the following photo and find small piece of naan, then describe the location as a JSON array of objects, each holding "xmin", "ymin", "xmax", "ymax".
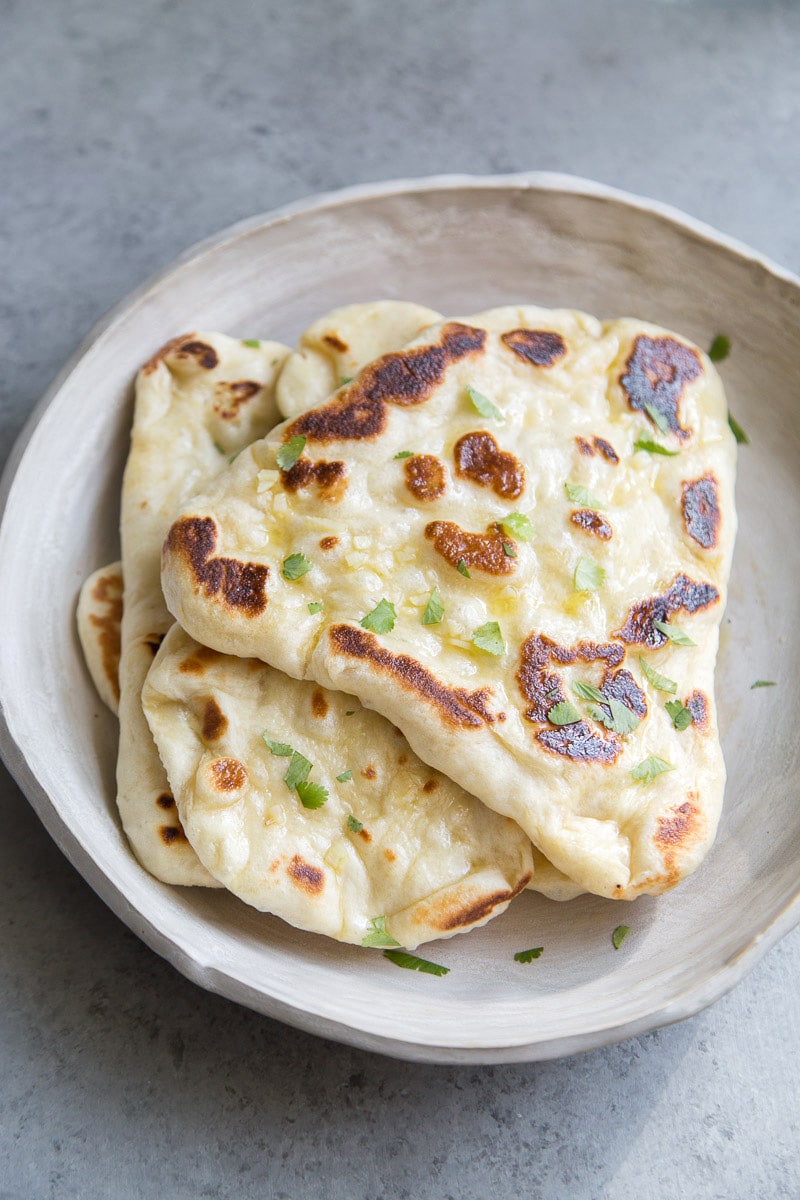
[
  {"xmin": 77, "ymin": 563, "xmax": 123, "ymax": 715},
  {"xmin": 162, "ymin": 306, "xmax": 737, "ymax": 900},
  {"xmin": 118, "ymin": 332, "xmax": 289, "ymax": 884},
  {"xmin": 142, "ymin": 625, "xmax": 533, "ymax": 948},
  {"xmin": 275, "ymin": 301, "xmax": 441, "ymax": 420}
]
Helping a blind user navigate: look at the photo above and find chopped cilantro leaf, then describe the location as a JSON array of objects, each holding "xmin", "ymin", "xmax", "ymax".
[
  {"xmin": 308, "ymin": 601, "xmax": 323, "ymax": 614},
  {"xmin": 751, "ymin": 680, "xmax": 776, "ymax": 689},
  {"xmin": 574, "ymin": 555, "xmax": 605, "ymax": 592},
  {"xmin": 337, "ymin": 770, "xmax": 353, "ymax": 783},
  {"xmin": 276, "ymin": 435, "xmax": 306, "ymax": 471},
  {"xmin": 708, "ymin": 334, "xmax": 731, "ymax": 362},
  {"xmin": 514, "ymin": 947, "xmax": 544, "ymax": 963},
  {"xmin": 638, "ymin": 656, "xmax": 677, "ymax": 694},
  {"xmin": 422, "ymin": 586, "xmax": 444, "ymax": 626},
  {"xmin": 241, "ymin": 338, "xmax": 261, "ymax": 348},
  {"xmin": 590, "ymin": 698, "xmax": 639, "ymax": 735},
  {"xmin": 394, "ymin": 450, "xmax": 413, "ymax": 459},
  {"xmin": 340, "ymin": 376, "xmax": 353, "ymax": 386},
  {"xmin": 466, "ymin": 384, "xmax": 503, "ymax": 421},
  {"xmin": 499, "ymin": 512, "xmax": 534, "ymax": 541},
  {"xmin": 382, "ymin": 949, "xmax": 449, "ymax": 976},
  {"xmin": 502, "ymin": 541, "xmax": 516, "ymax": 558},
  {"xmin": 457, "ymin": 559, "xmax": 471, "ymax": 578},
  {"xmin": 472, "ymin": 621, "xmax": 505, "ymax": 656},
  {"xmin": 728, "ymin": 412, "xmax": 749, "ymax": 445},
  {"xmin": 362, "ymin": 916, "xmax": 400, "ymax": 948},
  {"xmin": 284, "ymin": 751, "xmax": 312, "ymax": 791},
  {"xmin": 547, "ymin": 700, "xmax": 582, "ymax": 726},
  {"xmin": 665, "ymin": 699, "xmax": 693, "ymax": 731},
  {"xmin": 612, "ymin": 924, "xmax": 630, "ymax": 950},
  {"xmin": 565, "ymin": 482, "xmax": 604, "ymax": 509},
  {"xmin": 296, "ymin": 780, "xmax": 328, "ymax": 809},
  {"xmin": 282, "ymin": 553, "xmax": 312, "ymax": 581},
  {"xmin": 345, "ymin": 710, "xmax": 355, "ymax": 717},
  {"xmin": 572, "ymin": 680, "xmax": 605, "ymax": 704},
  {"xmin": 263, "ymin": 732, "xmax": 293, "ymax": 757},
  {"xmin": 654, "ymin": 620, "xmax": 695, "ymax": 647},
  {"xmin": 347, "ymin": 814, "xmax": 363, "ymax": 832},
  {"xmin": 633, "ymin": 437, "xmax": 678, "ymax": 457},
  {"xmin": 360, "ymin": 598, "xmax": 396, "ymax": 634},
  {"xmin": 213, "ymin": 440, "xmax": 226, "ymax": 455},
  {"xmin": 644, "ymin": 402, "xmax": 670, "ymax": 434},
  {"xmin": 631, "ymin": 754, "xmax": 675, "ymax": 784}
]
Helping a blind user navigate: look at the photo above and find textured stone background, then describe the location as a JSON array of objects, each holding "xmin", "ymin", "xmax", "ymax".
[{"xmin": 1, "ymin": 2, "xmax": 799, "ymax": 1197}]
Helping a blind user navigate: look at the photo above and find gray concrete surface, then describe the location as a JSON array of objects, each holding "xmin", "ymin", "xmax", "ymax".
[{"xmin": 2, "ymin": 1, "xmax": 799, "ymax": 1196}]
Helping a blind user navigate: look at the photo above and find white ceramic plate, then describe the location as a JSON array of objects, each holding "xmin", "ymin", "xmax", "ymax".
[{"xmin": 1, "ymin": 173, "xmax": 798, "ymax": 1064}]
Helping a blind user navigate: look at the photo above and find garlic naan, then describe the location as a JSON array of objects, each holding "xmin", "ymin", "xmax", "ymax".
[
  {"xmin": 118, "ymin": 332, "xmax": 289, "ymax": 884},
  {"xmin": 162, "ymin": 306, "xmax": 736, "ymax": 900},
  {"xmin": 142, "ymin": 625, "xmax": 533, "ymax": 948}
]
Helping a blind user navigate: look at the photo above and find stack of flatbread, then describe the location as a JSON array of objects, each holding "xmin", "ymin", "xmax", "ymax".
[{"xmin": 78, "ymin": 300, "xmax": 736, "ymax": 951}]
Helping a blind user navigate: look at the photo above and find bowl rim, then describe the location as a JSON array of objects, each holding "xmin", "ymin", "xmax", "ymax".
[{"xmin": 1, "ymin": 170, "xmax": 799, "ymax": 1064}]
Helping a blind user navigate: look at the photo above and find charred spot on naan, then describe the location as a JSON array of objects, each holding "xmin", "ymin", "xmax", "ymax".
[
  {"xmin": 682, "ymin": 474, "xmax": 721, "ymax": 549},
  {"xmin": 201, "ymin": 697, "xmax": 229, "ymax": 741},
  {"xmin": 86, "ymin": 572, "xmax": 123, "ymax": 702},
  {"xmin": 576, "ymin": 435, "xmax": 619, "ymax": 464},
  {"xmin": 686, "ymin": 689, "xmax": 710, "ymax": 731},
  {"xmin": 571, "ymin": 509, "xmax": 613, "ymax": 540},
  {"xmin": 178, "ymin": 644, "xmax": 224, "ymax": 674},
  {"xmin": 281, "ymin": 457, "xmax": 348, "ymax": 502},
  {"xmin": 614, "ymin": 573, "xmax": 720, "ymax": 648},
  {"xmin": 328, "ymin": 625, "xmax": 498, "ymax": 728},
  {"xmin": 403, "ymin": 454, "xmax": 447, "ymax": 501},
  {"xmin": 310, "ymin": 688, "xmax": 329, "ymax": 719},
  {"xmin": 159, "ymin": 823, "xmax": 189, "ymax": 845},
  {"xmin": 501, "ymin": 328, "xmax": 567, "ymax": 367},
  {"xmin": 213, "ymin": 379, "xmax": 262, "ymax": 420},
  {"xmin": 650, "ymin": 796, "xmax": 705, "ymax": 886},
  {"xmin": 284, "ymin": 322, "xmax": 486, "ymax": 444},
  {"xmin": 517, "ymin": 634, "xmax": 645, "ymax": 764},
  {"xmin": 164, "ymin": 516, "xmax": 269, "ymax": 615},
  {"xmin": 319, "ymin": 535, "xmax": 339, "ymax": 551},
  {"xmin": 156, "ymin": 792, "xmax": 175, "ymax": 810},
  {"xmin": 453, "ymin": 432, "xmax": 525, "ymax": 499},
  {"xmin": 321, "ymin": 332, "xmax": 349, "ymax": 353},
  {"xmin": 414, "ymin": 872, "xmax": 532, "ymax": 932},
  {"xmin": 424, "ymin": 520, "xmax": 517, "ymax": 575},
  {"xmin": 620, "ymin": 335, "xmax": 701, "ymax": 439},
  {"xmin": 142, "ymin": 334, "xmax": 220, "ymax": 376},
  {"xmin": 208, "ymin": 757, "xmax": 248, "ymax": 792},
  {"xmin": 287, "ymin": 854, "xmax": 325, "ymax": 895}
]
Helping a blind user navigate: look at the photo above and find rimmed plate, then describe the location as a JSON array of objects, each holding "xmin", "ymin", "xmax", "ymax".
[{"xmin": 1, "ymin": 173, "xmax": 798, "ymax": 1064}]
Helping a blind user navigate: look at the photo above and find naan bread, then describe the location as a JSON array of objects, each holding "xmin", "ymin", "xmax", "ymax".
[
  {"xmin": 77, "ymin": 555, "xmax": 584, "ymax": 904},
  {"xmin": 142, "ymin": 625, "xmax": 533, "ymax": 948},
  {"xmin": 162, "ymin": 306, "xmax": 737, "ymax": 900},
  {"xmin": 275, "ymin": 301, "xmax": 442, "ymax": 420},
  {"xmin": 118, "ymin": 332, "xmax": 289, "ymax": 884},
  {"xmin": 77, "ymin": 562, "xmax": 123, "ymax": 715}
]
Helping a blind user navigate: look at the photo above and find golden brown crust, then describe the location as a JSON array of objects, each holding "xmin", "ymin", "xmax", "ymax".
[
  {"xmin": 571, "ymin": 508, "xmax": 613, "ymax": 540},
  {"xmin": 501, "ymin": 328, "xmax": 567, "ymax": 367},
  {"xmin": 614, "ymin": 573, "xmax": 720, "ymax": 648},
  {"xmin": 285, "ymin": 322, "xmax": 487, "ymax": 444},
  {"xmin": 213, "ymin": 379, "xmax": 262, "ymax": 420},
  {"xmin": 164, "ymin": 516, "xmax": 270, "ymax": 615},
  {"xmin": 453, "ymin": 431, "xmax": 525, "ymax": 499},
  {"xmin": 424, "ymin": 520, "xmax": 516, "ymax": 575},
  {"xmin": 328, "ymin": 625, "xmax": 497, "ymax": 729},
  {"xmin": 281, "ymin": 457, "xmax": 348, "ymax": 502},
  {"xmin": 403, "ymin": 454, "xmax": 447, "ymax": 501}
]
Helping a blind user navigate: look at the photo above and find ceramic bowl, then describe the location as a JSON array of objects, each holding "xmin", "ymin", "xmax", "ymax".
[{"xmin": 1, "ymin": 173, "xmax": 798, "ymax": 1063}]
